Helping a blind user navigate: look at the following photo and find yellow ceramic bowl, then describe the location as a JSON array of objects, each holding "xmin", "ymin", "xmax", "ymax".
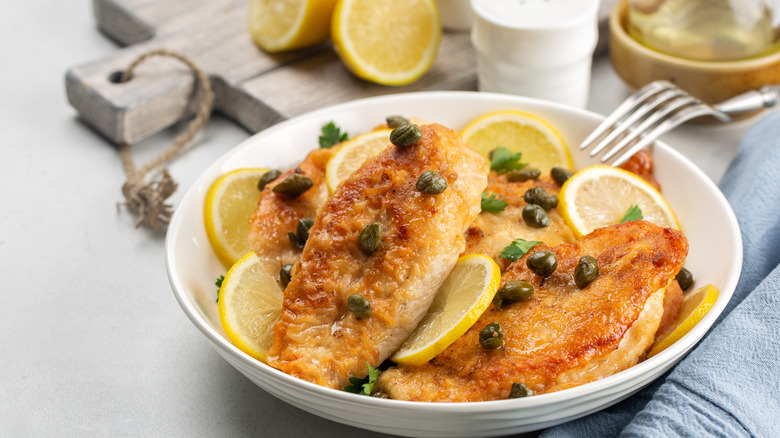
[{"xmin": 610, "ymin": 0, "xmax": 780, "ymax": 107}]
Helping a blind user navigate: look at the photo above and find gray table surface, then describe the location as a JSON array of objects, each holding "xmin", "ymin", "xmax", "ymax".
[{"xmin": 1, "ymin": 1, "xmax": 771, "ymax": 437}]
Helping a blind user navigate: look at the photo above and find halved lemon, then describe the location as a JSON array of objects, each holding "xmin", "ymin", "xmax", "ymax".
[
  {"xmin": 204, "ymin": 168, "xmax": 268, "ymax": 267},
  {"xmin": 460, "ymin": 110, "xmax": 572, "ymax": 173},
  {"xmin": 331, "ymin": 0, "xmax": 441, "ymax": 85},
  {"xmin": 647, "ymin": 284, "xmax": 719, "ymax": 358},
  {"xmin": 325, "ymin": 128, "xmax": 392, "ymax": 193},
  {"xmin": 248, "ymin": 0, "xmax": 338, "ymax": 52},
  {"xmin": 218, "ymin": 252, "xmax": 284, "ymax": 362},
  {"xmin": 391, "ymin": 254, "xmax": 501, "ymax": 366},
  {"xmin": 559, "ymin": 164, "xmax": 680, "ymax": 238}
]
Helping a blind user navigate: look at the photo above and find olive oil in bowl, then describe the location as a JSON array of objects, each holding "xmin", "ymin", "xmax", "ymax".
[{"xmin": 628, "ymin": 0, "xmax": 780, "ymax": 61}]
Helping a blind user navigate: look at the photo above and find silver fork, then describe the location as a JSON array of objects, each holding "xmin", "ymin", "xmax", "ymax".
[{"xmin": 580, "ymin": 80, "xmax": 780, "ymax": 166}]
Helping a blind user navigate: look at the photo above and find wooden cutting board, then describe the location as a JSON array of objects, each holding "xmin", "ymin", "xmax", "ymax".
[{"xmin": 66, "ymin": 0, "xmax": 615, "ymax": 145}]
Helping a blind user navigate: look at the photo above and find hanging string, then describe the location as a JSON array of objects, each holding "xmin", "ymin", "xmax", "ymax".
[{"xmin": 116, "ymin": 48, "xmax": 214, "ymax": 229}]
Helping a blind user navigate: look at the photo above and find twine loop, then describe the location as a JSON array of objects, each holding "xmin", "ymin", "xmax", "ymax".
[{"xmin": 116, "ymin": 48, "xmax": 214, "ymax": 229}]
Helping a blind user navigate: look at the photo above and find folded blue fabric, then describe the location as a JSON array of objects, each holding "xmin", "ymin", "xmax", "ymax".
[{"xmin": 540, "ymin": 110, "xmax": 780, "ymax": 438}]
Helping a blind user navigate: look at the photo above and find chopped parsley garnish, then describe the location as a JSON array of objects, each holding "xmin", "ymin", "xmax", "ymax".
[
  {"xmin": 620, "ymin": 205, "xmax": 644, "ymax": 223},
  {"xmin": 481, "ymin": 192, "xmax": 508, "ymax": 213},
  {"xmin": 319, "ymin": 121, "xmax": 348, "ymax": 148},
  {"xmin": 490, "ymin": 147, "xmax": 527, "ymax": 175},
  {"xmin": 499, "ymin": 238, "xmax": 541, "ymax": 261},
  {"xmin": 215, "ymin": 275, "xmax": 224, "ymax": 302},
  {"xmin": 344, "ymin": 363, "xmax": 380, "ymax": 396}
]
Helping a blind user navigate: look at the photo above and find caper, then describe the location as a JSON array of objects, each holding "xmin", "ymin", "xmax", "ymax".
[
  {"xmin": 506, "ymin": 167, "xmax": 541, "ymax": 182},
  {"xmin": 416, "ymin": 170, "xmax": 448, "ymax": 195},
  {"xmin": 574, "ymin": 255, "xmax": 599, "ymax": 288},
  {"xmin": 390, "ymin": 123, "xmax": 422, "ymax": 147},
  {"xmin": 386, "ymin": 115, "xmax": 409, "ymax": 129},
  {"xmin": 675, "ymin": 267, "xmax": 694, "ymax": 291},
  {"xmin": 347, "ymin": 294, "xmax": 372, "ymax": 319},
  {"xmin": 273, "ymin": 173, "xmax": 314, "ymax": 198},
  {"xmin": 359, "ymin": 223, "xmax": 383, "ymax": 254},
  {"xmin": 280, "ymin": 264, "xmax": 293, "ymax": 288},
  {"xmin": 508, "ymin": 382, "xmax": 534, "ymax": 399},
  {"xmin": 522, "ymin": 204, "xmax": 550, "ymax": 228},
  {"xmin": 257, "ymin": 169, "xmax": 282, "ymax": 191},
  {"xmin": 479, "ymin": 322, "xmax": 504, "ymax": 350},
  {"xmin": 371, "ymin": 391, "xmax": 390, "ymax": 399},
  {"xmin": 526, "ymin": 250, "xmax": 557, "ymax": 277},
  {"xmin": 493, "ymin": 281, "xmax": 534, "ymax": 309},
  {"xmin": 551, "ymin": 167, "xmax": 573, "ymax": 186},
  {"xmin": 296, "ymin": 218, "xmax": 315, "ymax": 242},
  {"xmin": 524, "ymin": 186, "xmax": 558, "ymax": 211}
]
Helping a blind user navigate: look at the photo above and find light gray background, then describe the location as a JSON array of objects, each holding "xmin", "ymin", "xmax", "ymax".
[{"xmin": 1, "ymin": 1, "xmax": 769, "ymax": 436}]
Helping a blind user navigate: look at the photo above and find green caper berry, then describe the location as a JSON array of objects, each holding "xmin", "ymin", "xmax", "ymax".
[
  {"xmin": 386, "ymin": 115, "xmax": 409, "ymax": 129},
  {"xmin": 493, "ymin": 281, "xmax": 534, "ymax": 309},
  {"xmin": 527, "ymin": 250, "xmax": 557, "ymax": 277},
  {"xmin": 390, "ymin": 123, "xmax": 422, "ymax": 147},
  {"xmin": 288, "ymin": 231, "xmax": 305, "ymax": 249},
  {"xmin": 273, "ymin": 173, "xmax": 314, "ymax": 198},
  {"xmin": 416, "ymin": 170, "xmax": 448, "ymax": 195},
  {"xmin": 675, "ymin": 267, "xmax": 694, "ymax": 291},
  {"xmin": 257, "ymin": 169, "xmax": 282, "ymax": 191},
  {"xmin": 371, "ymin": 391, "xmax": 390, "ymax": 399},
  {"xmin": 522, "ymin": 204, "xmax": 550, "ymax": 228},
  {"xmin": 359, "ymin": 223, "xmax": 383, "ymax": 254},
  {"xmin": 507, "ymin": 167, "xmax": 541, "ymax": 182},
  {"xmin": 347, "ymin": 294, "xmax": 372, "ymax": 319},
  {"xmin": 524, "ymin": 186, "xmax": 559, "ymax": 211},
  {"xmin": 280, "ymin": 264, "xmax": 293, "ymax": 288},
  {"xmin": 574, "ymin": 255, "xmax": 599, "ymax": 288},
  {"xmin": 479, "ymin": 322, "xmax": 504, "ymax": 350},
  {"xmin": 551, "ymin": 167, "xmax": 573, "ymax": 186},
  {"xmin": 508, "ymin": 382, "xmax": 534, "ymax": 398},
  {"xmin": 296, "ymin": 218, "xmax": 315, "ymax": 242}
]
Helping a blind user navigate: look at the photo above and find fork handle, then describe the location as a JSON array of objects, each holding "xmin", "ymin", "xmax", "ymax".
[{"xmin": 714, "ymin": 86, "xmax": 779, "ymax": 116}]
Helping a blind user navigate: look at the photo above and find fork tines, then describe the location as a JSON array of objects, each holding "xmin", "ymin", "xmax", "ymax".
[{"xmin": 581, "ymin": 80, "xmax": 730, "ymax": 167}]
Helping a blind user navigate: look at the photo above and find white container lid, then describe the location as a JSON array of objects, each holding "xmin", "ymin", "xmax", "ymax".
[{"xmin": 471, "ymin": 0, "xmax": 599, "ymax": 65}]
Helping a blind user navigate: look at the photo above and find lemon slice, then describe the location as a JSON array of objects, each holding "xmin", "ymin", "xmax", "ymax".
[
  {"xmin": 460, "ymin": 110, "xmax": 572, "ymax": 173},
  {"xmin": 204, "ymin": 168, "xmax": 268, "ymax": 267},
  {"xmin": 218, "ymin": 252, "xmax": 284, "ymax": 362},
  {"xmin": 391, "ymin": 254, "xmax": 501, "ymax": 366},
  {"xmin": 248, "ymin": 0, "xmax": 338, "ymax": 52},
  {"xmin": 325, "ymin": 128, "xmax": 392, "ymax": 193},
  {"xmin": 647, "ymin": 284, "xmax": 719, "ymax": 358},
  {"xmin": 331, "ymin": 0, "xmax": 441, "ymax": 85},
  {"xmin": 559, "ymin": 164, "xmax": 680, "ymax": 238}
]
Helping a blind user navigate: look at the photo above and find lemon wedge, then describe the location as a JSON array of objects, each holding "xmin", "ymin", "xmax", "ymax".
[
  {"xmin": 204, "ymin": 168, "xmax": 268, "ymax": 267},
  {"xmin": 325, "ymin": 128, "xmax": 392, "ymax": 193},
  {"xmin": 331, "ymin": 0, "xmax": 441, "ymax": 85},
  {"xmin": 218, "ymin": 252, "xmax": 284, "ymax": 362},
  {"xmin": 460, "ymin": 110, "xmax": 572, "ymax": 173},
  {"xmin": 559, "ymin": 164, "xmax": 680, "ymax": 238},
  {"xmin": 647, "ymin": 284, "xmax": 719, "ymax": 358},
  {"xmin": 248, "ymin": 0, "xmax": 338, "ymax": 52},
  {"xmin": 391, "ymin": 254, "xmax": 501, "ymax": 366}
]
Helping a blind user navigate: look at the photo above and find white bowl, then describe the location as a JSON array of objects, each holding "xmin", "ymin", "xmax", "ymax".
[{"xmin": 166, "ymin": 91, "xmax": 741, "ymax": 437}]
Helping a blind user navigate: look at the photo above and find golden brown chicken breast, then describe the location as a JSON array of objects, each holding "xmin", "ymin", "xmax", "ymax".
[
  {"xmin": 266, "ymin": 123, "xmax": 488, "ymax": 390},
  {"xmin": 377, "ymin": 220, "xmax": 688, "ymax": 401},
  {"xmin": 247, "ymin": 147, "xmax": 333, "ymax": 278},
  {"xmin": 464, "ymin": 174, "xmax": 576, "ymax": 270}
]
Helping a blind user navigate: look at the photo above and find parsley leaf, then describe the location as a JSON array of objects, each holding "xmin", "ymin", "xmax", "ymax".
[
  {"xmin": 215, "ymin": 275, "xmax": 224, "ymax": 302},
  {"xmin": 319, "ymin": 121, "xmax": 348, "ymax": 148},
  {"xmin": 344, "ymin": 363, "xmax": 380, "ymax": 395},
  {"xmin": 490, "ymin": 147, "xmax": 527, "ymax": 175},
  {"xmin": 620, "ymin": 205, "xmax": 643, "ymax": 223},
  {"xmin": 499, "ymin": 238, "xmax": 541, "ymax": 261},
  {"xmin": 481, "ymin": 192, "xmax": 508, "ymax": 213}
]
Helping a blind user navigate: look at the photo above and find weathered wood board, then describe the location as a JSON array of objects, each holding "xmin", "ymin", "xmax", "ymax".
[{"xmin": 66, "ymin": 0, "xmax": 616, "ymax": 145}]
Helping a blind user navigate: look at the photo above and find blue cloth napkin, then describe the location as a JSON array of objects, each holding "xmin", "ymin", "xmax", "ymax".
[{"xmin": 540, "ymin": 110, "xmax": 780, "ymax": 437}]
